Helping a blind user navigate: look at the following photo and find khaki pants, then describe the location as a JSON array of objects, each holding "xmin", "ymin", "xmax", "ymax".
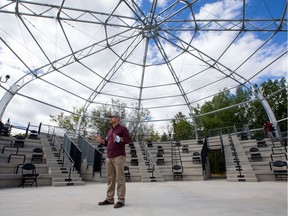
[{"xmin": 106, "ymin": 156, "xmax": 126, "ymax": 204}]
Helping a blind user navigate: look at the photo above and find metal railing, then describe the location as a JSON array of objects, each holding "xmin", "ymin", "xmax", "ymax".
[
  {"xmin": 228, "ymin": 134, "xmax": 245, "ymax": 181},
  {"xmin": 45, "ymin": 133, "xmax": 76, "ymax": 182},
  {"xmin": 200, "ymin": 138, "xmax": 209, "ymax": 175},
  {"xmin": 78, "ymin": 135, "xmax": 96, "ymax": 167},
  {"xmin": 78, "ymin": 135, "xmax": 104, "ymax": 177},
  {"xmin": 64, "ymin": 134, "xmax": 104, "ymax": 176},
  {"xmin": 141, "ymin": 141, "xmax": 155, "ymax": 179},
  {"xmin": 60, "ymin": 134, "xmax": 79, "ymax": 181}
]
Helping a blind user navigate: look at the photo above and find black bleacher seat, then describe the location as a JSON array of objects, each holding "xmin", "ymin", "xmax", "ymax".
[
  {"xmin": 156, "ymin": 152, "xmax": 164, "ymax": 165},
  {"xmin": 124, "ymin": 166, "xmax": 131, "ymax": 182},
  {"xmin": 18, "ymin": 163, "xmax": 39, "ymax": 188},
  {"xmin": 182, "ymin": 144, "xmax": 189, "ymax": 153},
  {"xmin": 0, "ymin": 125, "xmax": 12, "ymax": 137},
  {"xmin": 192, "ymin": 151, "xmax": 201, "ymax": 164},
  {"xmin": 130, "ymin": 152, "xmax": 138, "ymax": 166},
  {"xmin": 13, "ymin": 136, "xmax": 25, "ymax": 148},
  {"xmin": 172, "ymin": 164, "xmax": 183, "ymax": 180},
  {"xmin": 175, "ymin": 141, "xmax": 181, "ymax": 147},
  {"xmin": 239, "ymin": 132, "xmax": 248, "ymax": 140},
  {"xmin": 269, "ymin": 160, "xmax": 287, "ymax": 181},
  {"xmin": 28, "ymin": 130, "xmax": 38, "ymax": 139},
  {"xmin": 257, "ymin": 139, "xmax": 267, "ymax": 148},
  {"xmin": 129, "ymin": 142, "xmax": 135, "ymax": 148},
  {"xmin": 157, "ymin": 145, "xmax": 164, "ymax": 154},
  {"xmin": 130, "ymin": 148, "xmax": 136, "ymax": 156},
  {"xmin": 147, "ymin": 140, "xmax": 153, "ymax": 147},
  {"xmin": 197, "ymin": 139, "xmax": 203, "ymax": 144},
  {"xmin": 249, "ymin": 147, "xmax": 262, "ymax": 161},
  {"xmin": 31, "ymin": 148, "xmax": 44, "ymax": 163}
]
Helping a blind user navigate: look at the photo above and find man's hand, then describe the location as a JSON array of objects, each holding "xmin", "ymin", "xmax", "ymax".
[{"xmin": 113, "ymin": 134, "xmax": 121, "ymax": 143}]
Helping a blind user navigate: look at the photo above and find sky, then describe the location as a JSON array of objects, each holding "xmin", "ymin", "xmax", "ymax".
[{"xmin": 0, "ymin": 0, "xmax": 287, "ymax": 135}]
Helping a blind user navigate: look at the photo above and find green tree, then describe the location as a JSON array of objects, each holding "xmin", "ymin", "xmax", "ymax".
[
  {"xmin": 195, "ymin": 89, "xmax": 239, "ymax": 132},
  {"xmin": 160, "ymin": 132, "xmax": 169, "ymax": 141},
  {"xmin": 126, "ymin": 103, "xmax": 155, "ymax": 141},
  {"xmin": 90, "ymin": 99, "xmax": 127, "ymax": 138},
  {"xmin": 249, "ymin": 78, "xmax": 287, "ymax": 130},
  {"xmin": 50, "ymin": 99, "xmax": 159, "ymax": 141},
  {"xmin": 50, "ymin": 107, "xmax": 88, "ymax": 135},
  {"xmin": 194, "ymin": 77, "xmax": 287, "ymax": 134},
  {"xmin": 144, "ymin": 129, "xmax": 160, "ymax": 142},
  {"xmin": 172, "ymin": 112, "xmax": 194, "ymax": 141},
  {"xmin": 234, "ymin": 85, "xmax": 252, "ymax": 125}
]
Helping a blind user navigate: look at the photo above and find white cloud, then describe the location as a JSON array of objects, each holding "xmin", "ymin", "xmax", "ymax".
[
  {"xmin": 0, "ymin": 0, "xmax": 286, "ymax": 135},
  {"xmin": 195, "ymin": 0, "xmax": 242, "ymax": 20}
]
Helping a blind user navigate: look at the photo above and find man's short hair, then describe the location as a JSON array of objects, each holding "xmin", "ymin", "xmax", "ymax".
[{"xmin": 109, "ymin": 114, "xmax": 120, "ymax": 119}]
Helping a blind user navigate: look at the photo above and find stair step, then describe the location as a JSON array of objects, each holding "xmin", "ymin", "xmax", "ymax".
[
  {"xmin": 52, "ymin": 181, "xmax": 85, "ymax": 187},
  {"xmin": 52, "ymin": 177, "xmax": 82, "ymax": 182},
  {"xmin": 227, "ymin": 178, "xmax": 258, "ymax": 182},
  {"xmin": 141, "ymin": 178, "xmax": 165, "ymax": 182}
]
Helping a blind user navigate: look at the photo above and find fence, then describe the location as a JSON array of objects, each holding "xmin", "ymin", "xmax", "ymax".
[{"xmin": 63, "ymin": 134, "xmax": 82, "ymax": 173}]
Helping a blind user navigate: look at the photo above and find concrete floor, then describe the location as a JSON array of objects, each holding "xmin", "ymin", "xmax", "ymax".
[{"xmin": 0, "ymin": 180, "xmax": 287, "ymax": 216}]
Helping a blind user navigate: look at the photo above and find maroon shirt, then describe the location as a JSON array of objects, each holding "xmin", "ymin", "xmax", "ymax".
[
  {"xmin": 105, "ymin": 124, "xmax": 131, "ymax": 158},
  {"xmin": 264, "ymin": 122, "xmax": 273, "ymax": 132}
]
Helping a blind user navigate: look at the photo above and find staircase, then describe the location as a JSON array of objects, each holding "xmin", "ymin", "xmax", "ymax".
[
  {"xmin": 223, "ymin": 135, "xmax": 258, "ymax": 182},
  {"xmin": 139, "ymin": 142, "xmax": 165, "ymax": 182},
  {"xmin": 42, "ymin": 134, "xmax": 85, "ymax": 186}
]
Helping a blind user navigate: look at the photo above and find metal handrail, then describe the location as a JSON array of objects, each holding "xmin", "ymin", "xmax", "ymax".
[
  {"xmin": 200, "ymin": 137, "xmax": 209, "ymax": 174},
  {"xmin": 78, "ymin": 135, "xmax": 100, "ymax": 166},
  {"xmin": 141, "ymin": 142, "xmax": 155, "ymax": 178},
  {"xmin": 51, "ymin": 133, "xmax": 75, "ymax": 182},
  {"xmin": 228, "ymin": 134, "xmax": 244, "ymax": 178},
  {"xmin": 62, "ymin": 134, "xmax": 76, "ymax": 169},
  {"xmin": 78, "ymin": 135, "xmax": 105, "ymax": 177}
]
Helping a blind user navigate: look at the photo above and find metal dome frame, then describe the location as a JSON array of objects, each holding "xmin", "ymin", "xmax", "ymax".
[{"xmin": 0, "ymin": 0, "xmax": 287, "ymax": 139}]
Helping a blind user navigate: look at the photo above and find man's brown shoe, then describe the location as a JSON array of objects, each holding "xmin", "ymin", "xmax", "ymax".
[
  {"xmin": 98, "ymin": 200, "xmax": 114, "ymax": 205},
  {"xmin": 114, "ymin": 202, "xmax": 125, "ymax": 208}
]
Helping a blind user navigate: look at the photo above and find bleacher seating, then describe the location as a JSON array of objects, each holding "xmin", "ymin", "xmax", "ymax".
[
  {"xmin": 31, "ymin": 148, "xmax": 44, "ymax": 163},
  {"xmin": 172, "ymin": 164, "xmax": 183, "ymax": 180},
  {"xmin": 18, "ymin": 163, "xmax": 39, "ymax": 188},
  {"xmin": 156, "ymin": 152, "xmax": 164, "ymax": 165},
  {"xmin": 269, "ymin": 160, "xmax": 287, "ymax": 181},
  {"xmin": 2, "ymin": 130, "xmax": 287, "ymax": 187},
  {"xmin": 192, "ymin": 151, "xmax": 201, "ymax": 164},
  {"xmin": 0, "ymin": 133, "xmax": 84, "ymax": 188},
  {"xmin": 124, "ymin": 166, "xmax": 131, "ymax": 182},
  {"xmin": 28, "ymin": 130, "xmax": 38, "ymax": 139},
  {"xmin": 157, "ymin": 145, "xmax": 164, "ymax": 155},
  {"xmin": 182, "ymin": 144, "xmax": 189, "ymax": 153},
  {"xmin": 249, "ymin": 147, "xmax": 262, "ymax": 161}
]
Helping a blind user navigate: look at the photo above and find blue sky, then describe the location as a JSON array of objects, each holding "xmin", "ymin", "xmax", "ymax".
[
  {"xmin": 0, "ymin": 0, "xmax": 286, "ymax": 134},
  {"xmin": 141, "ymin": 0, "xmax": 287, "ymax": 42}
]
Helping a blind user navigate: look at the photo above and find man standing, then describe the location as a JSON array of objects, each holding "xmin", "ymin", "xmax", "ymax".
[
  {"xmin": 96, "ymin": 114, "xmax": 131, "ymax": 209},
  {"xmin": 263, "ymin": 121, "xmax": 274, "ymax": 138}
]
